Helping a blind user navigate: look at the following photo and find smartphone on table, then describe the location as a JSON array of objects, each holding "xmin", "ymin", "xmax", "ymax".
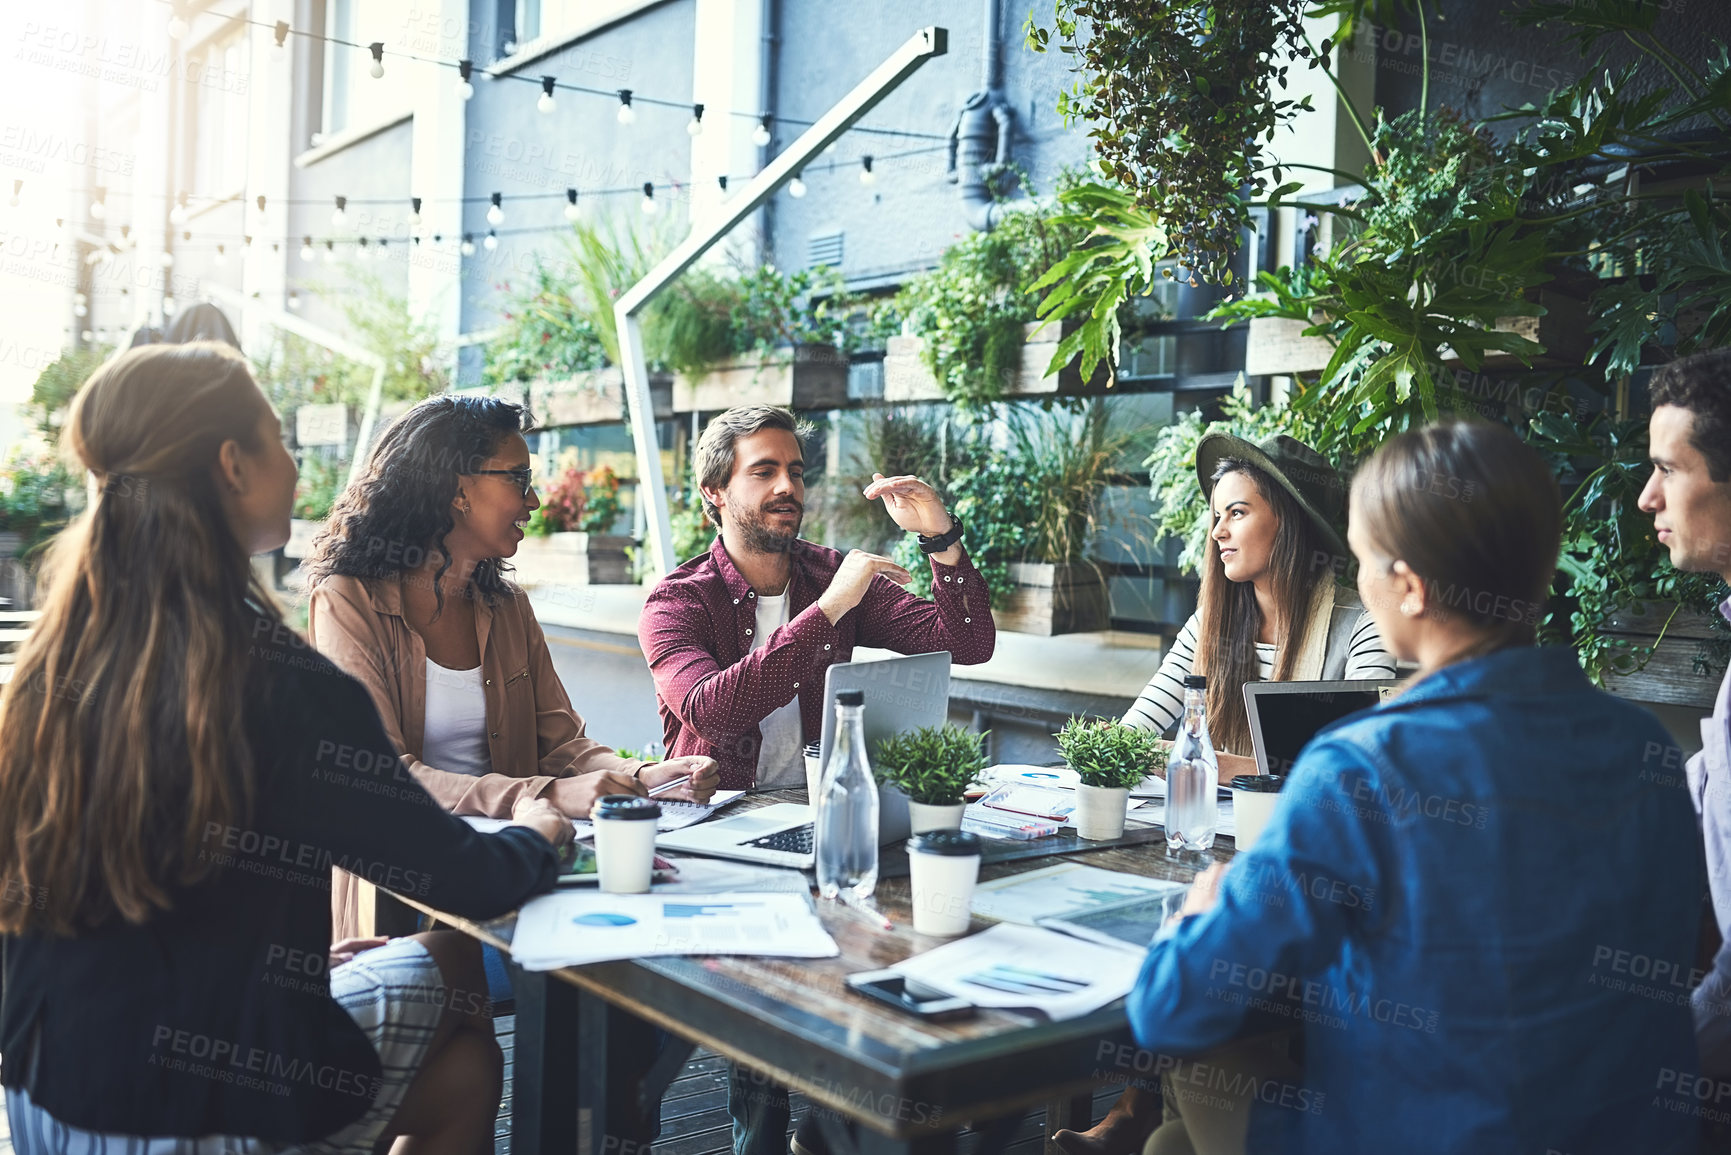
[{"xmin": 845, "ymin": 969, "xmax": 975, "ymax": 1021}]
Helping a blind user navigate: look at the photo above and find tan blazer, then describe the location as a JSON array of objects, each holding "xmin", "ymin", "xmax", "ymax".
[{"xmin": 308, "ymin": 573, "xmax": 641, "ymax": 939}]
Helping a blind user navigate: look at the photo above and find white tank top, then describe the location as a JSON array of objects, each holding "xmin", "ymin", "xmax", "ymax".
[{"xmin": 421, "ymin": 659, "xmax": 492, "ymax": 776}]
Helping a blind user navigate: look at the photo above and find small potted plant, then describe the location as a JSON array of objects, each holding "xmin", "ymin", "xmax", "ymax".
[
  {"xmin": 1055, "ymin": 716, "xmax": 1163, "ymax": 841},
  {"xmin": 874, "ymin": 725, "xmax": 988, "ymax": 834}
]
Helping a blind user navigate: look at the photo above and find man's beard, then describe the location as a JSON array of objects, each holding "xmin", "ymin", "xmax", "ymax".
[{"xmin": 732, "ymin": 497, "xmax": 804, "ymax": 554}]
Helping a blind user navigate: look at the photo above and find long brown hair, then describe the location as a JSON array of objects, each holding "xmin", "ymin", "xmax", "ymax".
[
  {"xmin": 1195, "ymin": 459, "xmax": 1332, "ymax": 754},
  {"xmin": 1351, "ymin": 420, "xmax": 1560, "ymax": 659},
  {"xmin": 0, "ymin": 342, "xmax": 280, "ymax": 934}
]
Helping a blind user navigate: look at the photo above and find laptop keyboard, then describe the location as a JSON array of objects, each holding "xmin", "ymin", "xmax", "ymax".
[{"xmin": 744, "ymin": 823, "xmax": 814, "ymax": 855}]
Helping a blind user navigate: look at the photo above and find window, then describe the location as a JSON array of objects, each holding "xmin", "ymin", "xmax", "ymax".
[
  {"xmin": 514, "ymin": 0, "xmax": 542, "ymax": 46},
  {"xmin": 322, "ymin": 0, "xmax": 416, "ymax": 137},
  {"xmin": 190, "ymin": 29, "xmax": 247, "ymax": 196}
]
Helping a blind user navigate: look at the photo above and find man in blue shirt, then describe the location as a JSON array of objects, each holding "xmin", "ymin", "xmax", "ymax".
[{"xmin": 1638, "ymin": 349, "xmax": 1731, "ymax": 1085}]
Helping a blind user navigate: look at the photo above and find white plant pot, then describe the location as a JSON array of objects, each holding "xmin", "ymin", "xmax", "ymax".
[
  {"xmin": 907, "ymin": 800, "xmax": 967, "ymax": 835},
  {"xmin": 1074, "ymin": 784, "xmax": 1130, "ymax": 841}
]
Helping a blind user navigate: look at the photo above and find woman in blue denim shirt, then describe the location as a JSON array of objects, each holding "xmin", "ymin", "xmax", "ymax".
[{"xmin": 1128, "ymin": 420, "xmax": 1704, "ymax": 1155}]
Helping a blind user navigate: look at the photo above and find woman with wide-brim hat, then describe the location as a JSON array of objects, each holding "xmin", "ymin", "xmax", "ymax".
[
  {"xmin": 1116, "ymin": 430, "xmax": 1396, "ymax": 784},
  {"xmin": 1053, "ymin": 432, "xmax": 1397, "ymax": 1155}
]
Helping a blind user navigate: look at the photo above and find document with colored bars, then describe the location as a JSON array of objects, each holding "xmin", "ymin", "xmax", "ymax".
[{"xmin": 510, "ymin": 890, "xmax": 839, "ymax": 970}]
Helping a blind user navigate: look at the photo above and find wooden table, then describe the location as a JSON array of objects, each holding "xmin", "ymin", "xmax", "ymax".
[{"xmin": 404, "ymin": 791, "xmax": 1235, "ymax": 1155}]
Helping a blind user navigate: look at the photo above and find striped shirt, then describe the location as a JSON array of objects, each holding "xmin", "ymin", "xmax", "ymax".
[{"xmin": 1124, "ymin": 609, "xmax": 1396, "ymax": 735}]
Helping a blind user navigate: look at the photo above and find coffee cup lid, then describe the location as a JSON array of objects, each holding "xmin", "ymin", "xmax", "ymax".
[
  {"xmin": 907, "ymin": 829, "xmax": 982, "ymax": 857},
  {"xmin": 1229, "ymin": 774, "xmax": 1286, "ymax": 793},
  {"xmin": 595, "ymin": 795, "xmax": 661, "ymax": 820}
]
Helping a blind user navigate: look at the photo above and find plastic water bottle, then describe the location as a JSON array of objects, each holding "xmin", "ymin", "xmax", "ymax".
[
  {"xmin": 1165, "ymin": 674, "xmax": 1218, "ymax": 862},
  {"xmin": 816, "ymin": 689, "xmax": 879, "ymax": 903}
]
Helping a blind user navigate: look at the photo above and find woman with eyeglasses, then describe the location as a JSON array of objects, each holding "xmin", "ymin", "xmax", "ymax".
[{"xmin": 304, "ymin": 396, "xmax": 718, "ymax": 941}]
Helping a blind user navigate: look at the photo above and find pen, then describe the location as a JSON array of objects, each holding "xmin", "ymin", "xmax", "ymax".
[
  {"xmin": 646, "ymin": 775, "xmax": 688, "ymax": 798},
  {"xmin": 837, "ymin": 890, "xmax": 894, "ymax": 931}
]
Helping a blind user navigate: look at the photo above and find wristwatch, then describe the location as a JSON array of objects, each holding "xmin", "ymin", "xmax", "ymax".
[{"xmin": 916, "ymin": 511, "xmax": 964, "ymax": 555}]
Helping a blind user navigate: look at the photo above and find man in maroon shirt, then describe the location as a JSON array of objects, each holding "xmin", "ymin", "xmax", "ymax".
[
  {"xmin": 638, "ymin": 404, "xmax": 994, "ymax": 1155},
  {"xmin": 639, "ymin": 404, "xmax": 995, "ymax": 793}
]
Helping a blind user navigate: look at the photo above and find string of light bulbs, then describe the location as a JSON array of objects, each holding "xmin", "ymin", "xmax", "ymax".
[{"xmin": 156, "ymin": 0, "xmax": 947, "ymax": 144}]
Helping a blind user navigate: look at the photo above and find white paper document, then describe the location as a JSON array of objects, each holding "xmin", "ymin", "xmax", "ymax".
[
  {"xmin": 510, "ymin": 890, "xmax": 839, "ymax": 971},
  {"xmin": 888, "ymin": 923, "xmax": 1143, "ymax": 1020},
  {"xmin": 971, "ymin": 863, "xmax": 1180, "ymax": 926},
  {"xmin": 569, "ymin": 790, "xmax": 748, "ymax": 838}
]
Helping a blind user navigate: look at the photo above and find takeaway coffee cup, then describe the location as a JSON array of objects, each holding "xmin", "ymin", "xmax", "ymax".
[
  {"xmin": 804, "ymin": 741, "xmax": 824, "ymax": 809},
  {"xmin": 906, "ymin": 829, "xmax": 982, "ymax": 937},
  {"xmin": 1229, "ymin": 774, "xmax": 1286, "ymax": 852},
  {"xmin": 593, "ymin": 795, "xmax": 661, "ymax": 893}
]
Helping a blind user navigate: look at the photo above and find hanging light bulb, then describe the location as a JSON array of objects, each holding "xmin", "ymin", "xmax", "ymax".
[
  {"xmin": 162, "ymin": 295, "xmax": 176, "ymax": 315},
  {"xmin": 287, "ymin": 290, "xmax": 301, "ymax": 310},
  {"xmin": 89, "ymin": 187, "xmax": 107, "ymax": 220},
  {"xmin": 640, "ymin": 182, "xmax": 657, "ymax": 215},
  {"xmin": 80, "ymin": 329, "xmax": 94, "ymax": 342},
  {"xmin": 686, "ymin": 103, "xmax": 704, "ymax": 136},
  {"xmin": 159, "ymin": 250, "xmax": 174, "ymax": 268},
  {"xmin": 323, "ymin": 240, "xmax": 337, "ymax": 263},
  {"xmin": 213, "ymin": 244, "xmax": 227, "ymax": 266},
  {"xmin": 788, "ymin": 172, "xmax": 807, "ymax": 198},
  {"xmin": 169, "ymin": 192, "xmax": 189, "ymax": 224},
  {"xmin": 377, "ymin": 238, "xmax": 389, "ymax": 259},
  {"xmin": 718, "ymin": 176, "xmax": 729, "ymax": 195},
  {"xmin": 73, "ymin": 302, "xmax": 87, "ymax": 318},
  {"xmin": 254, "ymin": 194, "xmax": 267, "ymax": 222},
  {"xmin": 616, "ymin": 90, "xmax": 635, "ymax": 125},
  {"xmin": 486, "ymin": 192, "xmax": 504, "ymax": 226},
  {"xmin": 300, "ymin": 237, "xmax": 315, "ymax": 262},
  {"xmin": 167, "ymin": 7, "xmax": 188, "ymax": 40},
  {"xmin": 563, "ymin": 188, "xmax": 580, "ymax": 222},
  {"xmin": 407, "ymin": 197, "xmax": 423, "ymax": 229},
  {"xmin": 482, "ymin": 230, "xmax": 498, "ymax": 251},
  {"xmin": 355, "ymin": 237, "xmax": 370, "ymax": 262},
  {"xmin": 271, "ymin": 20, "xmax": 289, "ymax": 60},
  {"xmin": 460, "ymin": 234, "xmax": 476, "ymax": 256},
  {"xmin": 7, "ymin": 179, "xmax": 20, "ymax": 209},
  {"xmin": 330, "ymin": 195, "xmax": 347, "ymax": 229},
  {"xmin": 455, "ymin": 59, "xmax": 475, "ymax": 100},
  {"xmin": 752, "ymin": 115, "xmax": 773, "ymax": 148},
  {"xmin": 537, "ymin": 76, "xmax": 556, "ymax": 114},
  {"xmin": 368, "ymin": 42, "xmax": 385, "ymax": 80},
  {"xmin": 859, "ymin": 155, "xmax": 876, "ymax": 185}
]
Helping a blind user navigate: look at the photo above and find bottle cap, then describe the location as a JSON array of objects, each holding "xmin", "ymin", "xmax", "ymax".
[
  {"xmin": 1183, "ymin": 674, "xmax": 1207, "ymax": 689},
  {"xmin": 1229, "ymin": 774, "xmax": 1286, "ymax": 793},
  {"xmin": 594, "ymin": 795, "xmax": 661, "ymax": 820},
  {"xmin": 906, "ymin": 829, "xmax": 982, "ymax": 857},
  {"xmin": 835, "ymin": 689, "xmax": 864, "ymax": 707}
]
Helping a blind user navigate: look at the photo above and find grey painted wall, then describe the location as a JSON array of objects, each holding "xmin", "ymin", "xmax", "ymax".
[{"xmin": 768, "ymin": 0, "xmax": 1092, "ymax": 286}]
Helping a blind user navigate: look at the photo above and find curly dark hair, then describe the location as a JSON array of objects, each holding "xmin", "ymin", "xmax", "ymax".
[
  {"xmin": 1649, "ymin": 348, "xmax": 1731, "ymax": 483},
  {"xmin": 302, "ymin": 396, "xmax": 535, "ymax": 616}
]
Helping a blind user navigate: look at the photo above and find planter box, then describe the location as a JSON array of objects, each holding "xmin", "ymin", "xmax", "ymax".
[
  {"xmin": 673, "ymin": 344, "xmax": 847, "ymax": 413},
  {"xmin": 531, "ymin": 367, "xmax": 674, "ymax": 428},
  {"xmin": 991, "ymin": 562, "xmax": 1111, "ymax": 637},
  {"xmin": 510, "ymin": 531, "xmax": 635, "ymax": 588},
  {"xmin": 1439, "ymin": 288, "xmax": 1592, "ymax": 370},
  {"xmin": 284, "ymin": 518, "xmax": 325, "ymax": 560},
  {"xmin": 1244, "ymin": 317, "xmax": 1334, "ymax": 377},
  {"xmin": 1600, "ymin": 606, "xmax": 1727, "ymax": 711},
  {"xmin": 882, "ymin": 322, "xmax": 1110, "ymax": 404}
]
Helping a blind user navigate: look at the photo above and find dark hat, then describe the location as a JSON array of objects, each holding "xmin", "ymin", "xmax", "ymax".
[{"xmin": 1195, "ymin": 432, "xmax": 1348, "ymax": 561}]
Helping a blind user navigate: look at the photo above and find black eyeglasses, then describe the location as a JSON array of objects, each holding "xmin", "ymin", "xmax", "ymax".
[{"xmin": 470, "ymin": 467, "xmax": 534, "ymax": 497}]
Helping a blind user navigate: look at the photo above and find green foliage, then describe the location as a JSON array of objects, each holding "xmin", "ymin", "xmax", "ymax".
[
  {"xmin": 895, "ymin": 189, "xmax": 1091, "ymax": 405},
  {"xmin": 581, "ymin": 464, "xmax": 623, "ymax": 533},
  {"xmin": 1029, "ymin": 181, "xmax": 1168, "ymax": 383},
  {"xmin": 292, "ymin": 453, "xmax": 346, "ymax": 521},
  {"xmin": 891, "ymin": 402, "xmax": 1139, "ymax": 604},
  {"xmin": 873, "ymin": 725, "xmax": 988, "ymax": 805},
  {"xmin": 1026, "ymin": 0, "xmax": 1320, "ymax": 283},
  {"xmin": 484, "ymin": 254, "xmax": 609, "ymax": 389},
  {"xmin": 0, "ymin": 443, "xmax": 82, "ymax": 551},
  {"xmin": 1054, "ymin": 716, "xmax": 1164, "ymax": 789},
  {"xmin": 29, "ymin": 346, "xmax": 111, "ymax": 432},
  {"xmin": 529, "ymin": 462, "xmax": 625, "ymax": 535}
]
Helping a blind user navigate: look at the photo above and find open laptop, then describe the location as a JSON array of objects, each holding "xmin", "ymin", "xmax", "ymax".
[
  {"xmin": 655, "ymin": 653, "xmax": 953, "ymax": 868},
  {"xmin": 1243, "ymin": 680, "xmax": 1399, "ymax": 777}
]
